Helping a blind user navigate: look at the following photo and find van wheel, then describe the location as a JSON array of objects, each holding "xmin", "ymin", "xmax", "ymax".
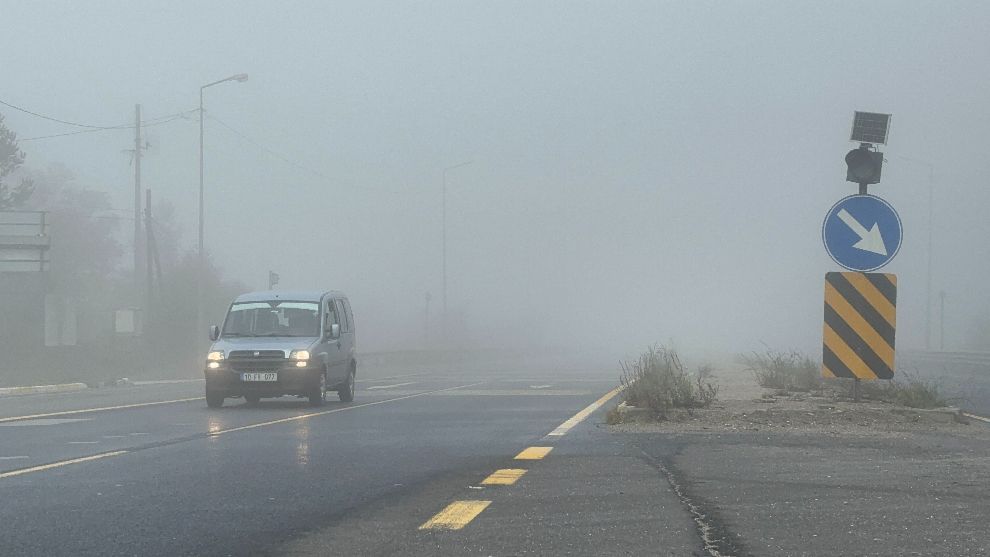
[
  {"xmin": 338, "ymin": 366, "xmax": 355, "ymax": 402},
  {"xmin": 206, "ymin": 391, "xmax": 224, "ymax": 408},
  {"xmin": 308, "ymin": 369, "xmax": 327, "ymax": 407},
  {"xmin": 245, "ymin": 395, "xmax": 261, "ymax": 405}
]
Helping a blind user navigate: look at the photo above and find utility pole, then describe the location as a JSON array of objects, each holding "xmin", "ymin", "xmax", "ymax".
[
  {"xmin": 145, "ymin": 189, "xmax": 154, "ymax": 330},
  {"xmin": 134, "ymin": 104, "xmax": 142, "ymax": 307}
]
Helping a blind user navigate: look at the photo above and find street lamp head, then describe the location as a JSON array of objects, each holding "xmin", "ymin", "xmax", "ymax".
[{"xmin": 233, "ymin": 73, "xmax": 249, "ymax": 82}]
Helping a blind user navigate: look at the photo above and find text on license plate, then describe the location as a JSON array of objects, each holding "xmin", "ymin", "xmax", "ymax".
[{"xmin": 241, "ymin": 372, "xmax": 277, "ymax": 382}]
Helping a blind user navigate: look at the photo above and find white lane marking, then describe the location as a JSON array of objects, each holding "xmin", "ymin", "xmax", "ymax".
[
  {"xmin": 0, "ymin": 397, "xmax": 203, "ymax": 424},
  {"xmin": 0, "ymin": 456, "xmax": 30, "ymax": 460},
  {"xmin": 102, "ymin": 435, "xmax": 126, "ymax": 439},
  {"xmin": 128, "ymin": 432, "xmax": 150, "ymax": 436},
  {"xmin": 0, "ymin": 418, "xmax": 93, "ymax": 427},
  {"xmin": 366, "ymin": 382, "xmax": 418, "ymax": 390},
  {"xmin": 964, "ymin": 412, "xmax": 990, "ymax": 423},
  {"xmin": 545, "ymin": 386, "xmax": 625, "ymax": 437},
  {"xmin": 529, "ymin": 385, "xmax": 553, "ymax": 389},
  {"xmin": 0, "ymin": 383, "xmax": 485, "ymax": 480},
  {"xmin": 68, "ymin": 441, "xmax": 100, "ymax": 445},
  {"xmin": 356, "ymin": 372, "xmax": 428, "ymax": 384},
  {"xmin": 211, "ymin": 382, "xmax": 484, "ymax": 436},
  {"xmin": 131, "ymin": 379, "xmax": 204, "ymax": 385},
  {"xmin": 0, "ymin": 451, "xmax": 128, "ymax": 479}
]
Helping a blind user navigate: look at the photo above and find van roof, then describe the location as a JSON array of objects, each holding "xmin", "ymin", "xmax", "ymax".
[{"xmin": 233, "ymin": 290, "xmax": 344, "ymax": 303}]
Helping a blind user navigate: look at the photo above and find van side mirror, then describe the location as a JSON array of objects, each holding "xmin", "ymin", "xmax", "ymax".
[
  {"xmin": 330, "ymin": 323, "xmax": 340, "ymax": 340},
  {"xmin": 209, "ymin": 325, "xmax": 220, "ymax": 341}
]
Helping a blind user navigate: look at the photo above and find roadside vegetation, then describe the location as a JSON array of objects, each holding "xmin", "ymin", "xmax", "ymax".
[
  {"xmin": 741, "ymin": 347, "xmax": 821, "ymax": 392},
  {"xmin": 859, "ymin": 374, "xmax": 948, "ymax": 409},
  {"xmin": 609, "ymin": 344, "xmax": 718, "ymax": 422},
  {"xmin": 742, "ymin": 347, "xmax": 948, "ymax": 409}
]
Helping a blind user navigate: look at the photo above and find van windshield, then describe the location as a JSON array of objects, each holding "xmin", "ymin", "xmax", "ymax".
[{"xmin": 221, "ymin": 301, "xmax": 320, "ymax": 338}]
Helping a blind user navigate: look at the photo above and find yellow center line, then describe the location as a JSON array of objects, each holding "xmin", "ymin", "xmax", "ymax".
[
  {"xmin": 419, "ymin": 500, "xmax": 492, "ymax": 530},
  {"xmin": 515, "ymin": 446, "xmax": 553, "ymax": 460},
  {"xmin": 546, "ymin": 385, "xmax": 625, "ymax": 437},
  {"xmin": 480, "ymin": 468, "xmax": 527, "ymax": 485},
  {"xmin": 0, "ymin": 398, "xmax": 205, "ymax": 424},
  {"xmin": 0, "ymin": 451, "xmax": 128, "ymax": 479}
]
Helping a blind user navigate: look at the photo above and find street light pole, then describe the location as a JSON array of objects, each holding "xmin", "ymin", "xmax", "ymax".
[
  {"xmin": 197, "ymin": 73, "xmax": 248, "ymax": 347},
  {"xmin": 894, "ymin": 155, "xmax": 935, "ymax": 351},
  {"xmin": 441, "ymin": 160, "xmax": 472, "ymax": 344}
]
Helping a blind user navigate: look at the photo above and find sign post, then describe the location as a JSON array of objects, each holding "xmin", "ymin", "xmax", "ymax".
[{"xmin": 823, "ymin": 111, "xmax": 899, "ymax": 401}]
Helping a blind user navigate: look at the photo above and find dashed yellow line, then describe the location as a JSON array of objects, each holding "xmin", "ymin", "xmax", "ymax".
[
  {"xmin": 546, "ymin": 385, "xmax": 624, "ymax": 437},
  {"xmin": 514, "ymin": 446, "xmax": 553, "ymax": 460},
  {"xmin": 419, "ymin": 500, "xmax": 492, "ymax": 530},
  {"xmin": 480, "ymin": 468, "xmax": 527, "ymax": 485},
  {"xmin": 964, "ymin": 412, "xmax": 990, "ymax": 423},
  {"xmin": 0, "ymin": 451, "xmax": 128, "ymax": 479}
]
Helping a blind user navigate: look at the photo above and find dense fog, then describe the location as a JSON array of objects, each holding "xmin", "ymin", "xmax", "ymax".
[{"xmin": 3, "ymin": 1, "xmax": 990, "ymax": 380}]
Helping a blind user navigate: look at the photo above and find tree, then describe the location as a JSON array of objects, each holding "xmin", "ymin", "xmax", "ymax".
[
  {"xmin": 0, "ymin": 113, "xmax": 34, "ymax": 209},
  {"xmin": 23, "ymin": 164, "xmax": 122, "ymax": 298}
]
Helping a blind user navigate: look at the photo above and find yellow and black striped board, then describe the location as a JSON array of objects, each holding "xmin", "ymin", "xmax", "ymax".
[{"xmin": 822, "ymin": 272, "xmax": 897, "ymax": 380}]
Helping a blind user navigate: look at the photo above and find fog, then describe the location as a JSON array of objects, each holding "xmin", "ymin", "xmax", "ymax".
[{"xmin": 3, "ymin": 1, "xmax": 990, "ymax": 366}]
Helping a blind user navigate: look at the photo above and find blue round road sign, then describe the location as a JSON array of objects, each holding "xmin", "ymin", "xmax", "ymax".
[{"xmin": 822, "ymin": 194, "xmax": 902, "ymax": 272}]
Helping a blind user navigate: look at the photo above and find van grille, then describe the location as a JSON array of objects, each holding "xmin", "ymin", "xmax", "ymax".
[{"xmin": 228, "ymin": 350, "xmax": 285, "ymax": 359}]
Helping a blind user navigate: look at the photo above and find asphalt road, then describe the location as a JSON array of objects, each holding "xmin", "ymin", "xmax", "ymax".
[
  {"xmin": 5, "ymin": 353, "xmax": 989, "ymax": 557},
  {"xmin": 2, "ymin": 360, "xmax": 698, "ymax": 556}
]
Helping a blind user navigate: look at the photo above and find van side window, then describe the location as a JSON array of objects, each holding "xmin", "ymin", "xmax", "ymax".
[
  {"xmin": 325, "ymin": 300, "xmax": 340, "ymax": 332},
  {"xmin": 342, "ymin": 299, "xmax": 354, "ymax": 332},
  {"xmin": 335, "ymin": 299, "xmax": 350, "ymax": 333}
]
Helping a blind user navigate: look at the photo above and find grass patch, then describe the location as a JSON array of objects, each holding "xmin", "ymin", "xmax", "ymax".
[
  {"xmin": 741, "ymin": 348, "xmax": 821, "ymax": 392},
  {"xmin": 618, "ymin": 344, "xmax": 718, "ymax": 420},
  {"xmin": 856, "ymin": 374, "xmax": 947, "ymax": 409}
]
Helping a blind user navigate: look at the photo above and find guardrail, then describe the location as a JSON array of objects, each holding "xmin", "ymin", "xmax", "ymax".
[{"xmin": 901, "ymin": 350, "xmax": 990, "ymax": 367}]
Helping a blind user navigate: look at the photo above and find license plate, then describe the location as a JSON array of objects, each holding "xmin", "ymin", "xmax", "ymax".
[{"xmin": 241, "ymin": 372, "xmax": 277, "ymax": 382}]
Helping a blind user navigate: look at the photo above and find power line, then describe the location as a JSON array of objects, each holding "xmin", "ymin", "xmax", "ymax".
[
  {"xmin": 20, "ymin": 110, "xmax": 197, "ymax": 142},
  {"xmin": 206, "ymin": 113, "xmax": 424, "ymax": 195},
  {"xmin": 206, "ymin": 114, "xmax": 335, "ymax": 182},
  {"xmin": 0, "ymin": 98, "xmax": 122, "ymax": 129}
]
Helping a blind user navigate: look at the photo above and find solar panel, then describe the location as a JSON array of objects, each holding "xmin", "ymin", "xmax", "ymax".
[{"xmin": 850, "ymin": 111, "xmax": 891, "ymax": 145}]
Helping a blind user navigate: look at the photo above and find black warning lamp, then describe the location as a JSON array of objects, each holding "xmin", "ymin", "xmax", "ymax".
[{"xmin": 845, "ymin": 144, "xmax": 883, "ymax": 186}]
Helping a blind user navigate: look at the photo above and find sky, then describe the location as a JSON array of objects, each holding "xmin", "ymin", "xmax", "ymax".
[{"xmin": 2, "ymin": 0, "xmax": 989, "ymax": 359}]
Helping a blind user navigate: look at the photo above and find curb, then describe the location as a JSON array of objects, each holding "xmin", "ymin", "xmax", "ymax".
[{"xmin": 0, "ymin": 383, "xmax": 88, "ymax": 397}]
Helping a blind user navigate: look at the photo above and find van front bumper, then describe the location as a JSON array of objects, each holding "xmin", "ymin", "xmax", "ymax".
[{"xmin": 204, "ymin": 362, "xmax": 322, "ymax": 397}]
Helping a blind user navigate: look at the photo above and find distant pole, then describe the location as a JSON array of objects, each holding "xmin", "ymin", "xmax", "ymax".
[
  {"xmin": 134, "ymin": 104, "xmax": 142, "ymax": 306},
  {"xmin": 925, "ymin": 166, "xmax": 934, "ymax": 351},
  {"xmin": 424, "ymin": 291, "xmax": 432, "ymax": 346},
  {"xmin": 440, "ymin": 161, "xmax": 472, "ymax": 344},
  {"xmin": 939, "ymin": 290, "xmax": 946, "ymax": 351}
]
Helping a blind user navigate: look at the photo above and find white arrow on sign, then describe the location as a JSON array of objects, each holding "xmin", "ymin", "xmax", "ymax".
[{"xmin": 837, "ymin": 209, "xmax": 888, "ymax": 256}]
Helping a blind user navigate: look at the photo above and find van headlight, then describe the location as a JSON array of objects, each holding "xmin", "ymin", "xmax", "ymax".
[
  {"xmin": 207, "ymin": 351, "xmax": 224, "ymax": 369},
  {"xmin": 290, "ymin": 350, "xmax": 310, "ymax": 367}
]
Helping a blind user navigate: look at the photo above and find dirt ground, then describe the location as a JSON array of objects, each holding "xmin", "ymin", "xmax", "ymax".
[{"xmin": 611, "ymin": 361, "xmax": 990, "ymax": 438}]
